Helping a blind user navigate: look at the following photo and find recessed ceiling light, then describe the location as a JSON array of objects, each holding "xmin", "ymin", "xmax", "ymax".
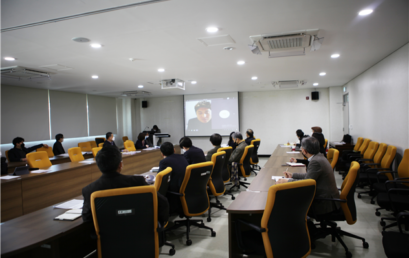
[
  {"xmin": 158, "ymin": 68, "xmax": 165, "ymax": 72},
  {"xmin": 4, "ymin": 57, "xmax": 15, "ymax": 61},
  {"xmin": 92, "ymin": 75, "xmax": 99, "ymax": 79},
  {"xmin": 138, "ymin": 85, "xmax": 144, "ymax": 88},
  {"xmin": 191, "ymin": 81, "xmax": 197, "ymax": 84},
  {"xmin": 237, "ymin": 61, "xmax": 245, "ymax": 65},
  {"xmin": 313, "ymin": 83, "xmax": 319, "ymax": 86},
  {"xmin": 90, "ymin": 43, "xmax": 102, "ymax": 48},
  {"xmin": 358, "ymin": 9, "xmax": 373, "ymax": 16},
  {"xmin": 251, "ymin": 76, "xmax": 258, "ymax": 80},
  {"xmin": 206, "ymin": 27, "xmax": 218, "ymax": 33},
  {"xmin": 319, "ymin": 72, "xmax": 326, "ymax": 76},
  {"xmin": 331, "ymin": 53, "xmax": 340, "ymax": 58}
]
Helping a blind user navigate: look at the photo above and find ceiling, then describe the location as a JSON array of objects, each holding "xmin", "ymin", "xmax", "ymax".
[{"xmin": 1, "ymin": 0, "xmax": 408, "ymax": 98}]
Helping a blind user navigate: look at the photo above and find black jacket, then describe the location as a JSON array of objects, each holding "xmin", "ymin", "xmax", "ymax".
[
  {"xmin": 53, "ymin": 141, "xmax": 65, "ymax": 155},
  {"xmin": 103, "ymin": 141, "xmax": 116, "ymax": 148},
  {"xmin": 183, "ymin": 146, "xmax": 206, "ymax": 165},
  {"xmin": 245, "ymin": 137, "xmax": 255, "ymax": 146},
  {"xmin": 312, "ymin": 132, "xmax": 326, "ymax": 156},
  {"xmin": 82, "ymin": 173, "xmax": 169, "ymax": 224},
  {"xmin": 1, "ymin": 157, "xmax": 8, "ymax": 175},
  {"xmin": 135, "ymin": 139, "xmax": 147, "ymax": 150},
  {"xmin": 186, "ymin": 118, "xmax": 212, "ymax": 135},
  {"xmin": 8, "ymin": 144, "xmax": 44, "ymax": 162}
]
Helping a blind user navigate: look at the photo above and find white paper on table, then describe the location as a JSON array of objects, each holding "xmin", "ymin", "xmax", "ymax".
[
  {"xmin": 150, "ymin": 167, "xmax": 160, "ymax": 172},
  {"xmin": 122, "ymin": 151, "xmax": 141, "ymax": 155},
  {"xmin": 31, "ymin": 169, "xmax": 49, "ymax": 173},
  {"xmin": 286, "ymin": 151, "xmax": 300, "ymax": 154},
  {"xmin": 58, "ymin": 153, "xmax": 70, "ymax": 157},
  {"xmin": 143, "ymin": 147, "xmax": 156, "ymax": 151},
  {"xmin": 286, "ymin": 162, "xmax": 306, "ymax": 167},
  {"xmin": 82, "ymin": 152, "xmax": 93, "ymax": 155},
  {"xmin": 333, "ymin": 142, "xmax": 345, "ymax": 145},
  {"xmin": 280, "ymin": 145, "xmax": 292, "ymax": 148},
  {"xmin": 54, "ymin": 199, "xmax": 84, "ymax": 209},
  {"xmin": 79, "ymin": 160, "xmax": 95, "ymax": 164},
  {"xmin": 272, "ymin": 176, "xmax": 285, "ymax": 181},
  {"xmin": 65, "ymin": 209, "xmax": 82, "ymax": 214},
  {"xmin": 55, "ymin": 213, "xmax": 82, "ymax": 221},
  {"xmin": 0, "ymin": 175, "xmax": 20, "ymax": 180}
]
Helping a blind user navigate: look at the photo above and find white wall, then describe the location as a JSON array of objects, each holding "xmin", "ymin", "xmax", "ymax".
[
  {"xmin": 345, "ymin": 43, "xmax": 409, "ymax": 159},
  {"xmin": 329, "ymin": 86, "xmax": 344, "ymax": 141}
]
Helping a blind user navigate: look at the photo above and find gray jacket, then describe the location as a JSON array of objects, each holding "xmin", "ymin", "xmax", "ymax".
[
  {"xmin": 229, "ymin": 141, "xmax": 248, "ymax": 163},
  {"xmin": 289, "ymin": 153, "xmax": 340, "ymax": 215},
  {"xmin": 206, "ymin": 145, "xmax": 221, "ymax": 161}
]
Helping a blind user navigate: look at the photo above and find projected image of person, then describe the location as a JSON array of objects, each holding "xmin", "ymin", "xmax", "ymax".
[{"xmin": 187, "ymin": 100, "xmax": 212, "ymax": 133}]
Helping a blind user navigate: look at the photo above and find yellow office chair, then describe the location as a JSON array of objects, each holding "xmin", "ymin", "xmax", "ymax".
[
  {"xmin": 78, "ymin": 142, "xmax": 92, "ymax": 152},
  {"xmin": 95, "ymin": 137, "xmax": 106, "ymax": 147},
  {"xmin": 324, "ymin": 138, "xmax": 328, "ymax": 150},
  {"xmin": 327, "ymin": 148, "xmax": 339, "ymax": 170},
  {"xmin": 124, "ymin": 140, "xmax": 136, "ymax": 152},
  {"xmin": 36, "ymin": 147, "xmax": 54, "ymax": 157},
  {"xmin": 89, "ymin": 141, "xmax": 97, "ymax": 148},
  {"xmin": 68, "ymin": 147, "xmax": 85, "ymax": 162},
  {"xmin": 122, "ymin": 136, "xmax": 129, "ymax": 143},
  {"xmin": 235, "ymin": 145, "xmax": 254, "ymax": 190},
  {"xmin": 207, "ymin": 151, "xmax": 227, "ymax": 222},
  {"xmin": 5, "ymin": 150, "xmax": 11, "ymax": 163},
  {"xmin": 354, "ymin": 137, "xmax": 364, "ymax": 151},
  {"xmin": 92, "ymin": 147, "xmax": 102, "ymax": 158},
  {"xmin": 217, "ymin": 146, "xmax": 235, "ymax": 200},
  {"xmin": 98, "ymin": 142, "xmax": 104, "ymax": 148},
  {"xmin": 250, "ymin": 139, "xmax": 261, "ymax": 175},
  {"xmin": 26, "ymin": 152, "xmax": 52, "ymax": 168}
]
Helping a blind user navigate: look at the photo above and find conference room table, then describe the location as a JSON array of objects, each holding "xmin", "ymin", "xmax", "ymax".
[
  {"xmin": 1, "ymin": 146, "xmax": 180, "ymax": 223},
  {"xmin": 227, "ymin": 144, "xmax": 306, "ymax": 258}
]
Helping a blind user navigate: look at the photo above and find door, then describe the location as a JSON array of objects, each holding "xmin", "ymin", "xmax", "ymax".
[{"xmin": 343, "ymin": 93, "xmax": 349, "ymax": 134}]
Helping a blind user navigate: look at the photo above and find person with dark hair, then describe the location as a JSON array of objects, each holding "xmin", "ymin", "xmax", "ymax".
[
  {"xmin": 244, "ymin": 129, "xmax": 255, "ymax": 145},
  {"xmin": 158, "ymin": 142, "xmax": 189, "ymax": 214},
  {"xmin": 53, "ymin": 134, "xmax": 65, "ymax": 155},
  {"xmin": 82, "ymin": 145, "xmax": 169, "ymax": 224},
  {"xmin": 277, "ymin": 137, "xmax": 340, "ymax": 215},
  {"xmin": 8, "ymin": 137, "xmax": 49, "ymax": 162},
  {"xmin": 135, "ymin": 133, "xmax": 149, "ymax": 149},
  {"xmin": 179, "ymin": 136, "xmax": 205, "ymax": 164},
  {"xmin": 186, "ymin": 100, "xmax": 212, "ymax": 133},
  {"xmin": 206, "ymin": 133, "xmax": 222, "ymax": 161},
  {"xmin": 152, "ymin": 125, "xmax": 161, "ymax": 133},
  {"xmin": 152, "ymin": 125, "xmax": 161, "ymax": 145},
  {"xmin": 311, "ymin": 126, "xmax": 326, "ymax": 156},
  {"xmin": 228, "ymin": 131, "xmax": 237, "ymax": 151},
  {"xmin": 229, "ymin": 132, "xmax": 247, "ymax": 163},
  {"xmin": 103, "ymin": 132, "xmax": 117, "ymax": 148}
]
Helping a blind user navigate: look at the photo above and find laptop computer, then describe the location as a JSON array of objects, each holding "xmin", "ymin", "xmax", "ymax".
[{"xmin": 13, "ymin": 166, "xmax": 30, "ymax": 176}]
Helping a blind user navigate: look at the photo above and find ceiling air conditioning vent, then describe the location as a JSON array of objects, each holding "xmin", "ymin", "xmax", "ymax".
[
  {"xmin": 122, "ymin": 91, "xmax": 151, "ymax": 97},
  {"xmin": 272, "ymin": 80, "xmax": 306, "ymax": 89},
  {"xmin": 260, "ymin": 34, "xmax": 311, "ymax": 51},
  {"xmin": 160, "ymin": 79, "xmax": 185, "ymax": 90},
  {"xmin": 1, "ymin": 66, "xmax": 51, "ymax": 80}
]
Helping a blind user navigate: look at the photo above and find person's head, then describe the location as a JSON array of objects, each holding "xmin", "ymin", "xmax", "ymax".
[
  {"xmin": 194, "ymin": 101, "xmax": 212, "ymax": 123},
  {"xmin": 95, "ymin": 145, "xmax": 123, "ymax": 174},
  {"xmin": 12, "ymin": 137, "xmax": 25, "ymax": 148},
  {"xmin": 232, "ymin": 132, "xmax": 243, "ymax": 144},
  {"xmin": 246, "ymin": 129, "xmax": 254, "ymax": 138},
  {"xmin": 106, "ymin": 132, "xmax": 114, "ymax": 141},
  {"xmin": 160, "ymin": 142, "xmax": 174, "ymax": 157},
  {"xmin": 55, "ymin": 134, "xmax": 64, "ymax": 142},
  {"xmin": 179, "ymin": 137, "xmax": 193, "ymax": 150},
  {"xmin": 210, "ymin": 133, "xmax": 222, "ymax": 146},
  {"xmin": 153, "ymin": 125, "xmax": 159, "ymax": 131},
  {"xmin": 138, "ymin": 133, "xmax": 145, "ymax": 141},
  {"xmin": 311, "ymin": 127, "xmax": 322, "ymax": 134},
  {"xmin": 296, "ymin": 129, "xmax": 304, "ymax": 140},
  {"xmin": 301, "ymin": 137, "xmax": 320, "ymax": 157}
]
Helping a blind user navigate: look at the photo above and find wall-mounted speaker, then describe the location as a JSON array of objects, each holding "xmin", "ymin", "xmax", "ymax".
[
  {"xmin": 311, "ymin": 92, "xmax": 319, "ymax": 100},
  {"xmin": 142, "ymin": 101, "xmax": 148, "ymax": 108}
]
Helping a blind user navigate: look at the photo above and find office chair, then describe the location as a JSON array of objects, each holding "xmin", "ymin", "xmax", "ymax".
[
  {"xmin": 91, "ymin": 186, "xmax": 162, "ymax": 258},
  {"xmin": 95, "ymin": 137, "xmax": 106, "ymax": 146},
  {"xmin": 122, "ymin": 136, "xmax": 129, "ymax": 143},
  {"xmin": 341, "ymin": 140, "xmax": 377, "ymax": 178},
  {"xmin": 170, "ymin": 162, "xmax": 216, "ymax": 246},
  {"xmin": 26, "ymin": 151, "xmax": 52, "ymax": 168},
  {"xmin": 312, "ymin": 161, "xmax": 369, "ymax": 258},
  {"xmin": 232, "ymin": 145, "xmax": 254, "ymax": 191},
  {"xmin": 78, "ymin": 142, "xmax": 92, "ymax": 152},
  {"xmin": 124, "ymin": 140, "xmax": 136, "ymax": 151},
  {"xmin": 382, "ymin": 212, "xmax": 409, "ymax": 257},
  {"xmin": 339, "ymin": 137, "xmax": 364, "ymax": 165},
  {"xmin": 235, "ymin": 179, "xmax": 316, "ymax": 258},
  {"xmin": 217, "ymin": 147, "xmax": 235, "ymax": 200},
  {"xmin": 250, "ymin": 139, "xmax": 261, "ymax": 175},
  {"xmin": 327, "ymin": 148, "xmax": 339, "ymax": 170},
  {"xmin": 324, "ymin": 138, "xmax": 328, "ymax": 150},
  {"xmin": 207, "ymin": 151, "xmax": 227, "ymax": 222},
  {"xmin": 98, "ymin": 143, "xmax": 104, "ymax": 147},
  {"xmin": 92, "ymin": 147, "xmax": 102, "ymax": 158},
  {"xmin": 89, "ymin": 141, "xmax": 97, "ymax": 148},
  {"xmin": 36, "ymin": 146, "xmax": 54, "ymax": 157},
  {"xmin": 68, "ymin": 147, "xmax": 85, "ymax": 162},
  {"xmin": 5, "ymin": 150, "xmax": 10, "ymax": 163}
]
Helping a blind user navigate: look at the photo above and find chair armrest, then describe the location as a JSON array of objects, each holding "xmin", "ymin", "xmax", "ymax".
[
  {"xmin": 377, "ymin": 171, "xmax": 397, "ymax": 182},
  {"xmin": 315, "ymin": 197, "xmax": 347, "ymax": 203},
  {"xmin": 360, "ymin": 163, "xmax": 380, "ymax": 166},
  {"xmin": 388, "ymin": 188, "xmax": 409, "ymax": 194},
  {"xmin": 384, "ymin": 180, "xmax": 409, "ymax": 190},
  {"xmin": 157, "ymin": 221, "xmax": 165, "ymax": 232},
  {"xmin": 237, "ymin": 219, "xmax": 266, "ymax": 233},
  {"xmin": 168, "ymin": 191, "xmax": 183, "ymax": 196},
  {"xmin": 359, "ymin": 159, "xmax": 374, "ymax": 162},
  {"xmin": 395, "ymin": 177, "xmax": 409, "ymax": 181}
]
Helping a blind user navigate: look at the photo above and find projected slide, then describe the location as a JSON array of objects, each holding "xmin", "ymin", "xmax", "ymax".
[{"xmin": 184, "ymin": 92, "xmax": 239, "ymax": 136}]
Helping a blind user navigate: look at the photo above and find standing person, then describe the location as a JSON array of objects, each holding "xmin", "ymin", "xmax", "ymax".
[
  {"xmin": 152, "ymin": 125, "xmax": 161, "ymax": 145},
  {"xmin": 8, "ymin": 137, "xmax": 49, "ymax": 162},
  {"xmin": 228, "ymin": 132, "xmax": 237, "ymax": 151},
  {"xmin": 206, "ymin": 133, "xmax": 222, "ymax": 161},
  {"xmin": 53, "ymin": 134, "xmax": 65, "ymax": 155},
  {"xmin": 103, "ymin": 132, "xmax": 117, "ymax": 148},
  {"xmin": 244, "ymin": 129, "xmax": 255, "ymax": 145},
  {"xmin": 135, "ymin": 133, "xmax": 149, "ymax": 149},
  {"xmin": 179, "ymin": 137, "xmax": 206, "ymax": 165}
]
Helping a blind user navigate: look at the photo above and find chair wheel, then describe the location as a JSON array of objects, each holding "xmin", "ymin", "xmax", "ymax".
[
  {"xmin": 244, "ymin": 178, "xmax": 247, "ymax": 181},
  {"xmin": 380, "ymin": 221, "xmax": 386, "ymax": 227},
  {"xmin": 207, "ymin": 217, "xmax": 211, "ymax": 222},
  {"xmin": 357, "ymin": 194, "xmax": 361, "ymax": 198},
  {"xmin": 363, "ymin": 242, "xmax": 369, "ymax": 249},
  {"xmin": 346, "ymin": 251, "xmax": 352, "ymax": 258},
  {"xmin": 375, "ymin": 211, "xmax": 381, "ymax": 216},
  {"xmin": 186, "ymin": 239, "xmax": 192, "ymax": 246},
  {"xmin": 169, "ymin": 249, "xmax": 176, "ymax": 256},
  {"xmin": 370, "ymin": 200, "xmax": 375, "ymax": 204},
  {"xmin": 211, "ymin": 231, "xmax": 216, "ymax": 237},
  {"xmin": 232, "ymin": 196, "xmax": 235, "ymax": 200}
]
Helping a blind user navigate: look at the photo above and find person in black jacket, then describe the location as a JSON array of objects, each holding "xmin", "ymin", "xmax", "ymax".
[
  {"xmin": 206, "ymin": 133, "xmax": 222, "ymax": 161},
  {"xmin": 228, "ymin": 131, "xmax": 237, "ymax": 151},
  {"xmin": 179, "ymin": 137, "xmax": 206, "ymax": 164},
  {"xmin": 135, "ymin": 133, "xmax": 149, "ymax": 149},
  {"xmin": 103, "ymin": 132, "xmax": 117, "ymax": 148},
  {"xmin": 8, "ymin": 137, "xmax": 49, "ymax": 162},
  {"xmin": 158, "ymin": 142, "xmax": 189, "ymax": 214},
  {"xmin": 53, "ymin": 134, "xmax": 65, "ymax": 155},
  {"xmin": 82, "ymin": 145, "xmax": 169, "ymax": 224},
  {"xmin": 244, "ymin": 129, "xmax": 255, "ymax": 145}
]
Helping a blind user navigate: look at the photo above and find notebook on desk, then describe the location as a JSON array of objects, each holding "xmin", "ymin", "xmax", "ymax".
[{"xmin": 13, "ymin": 166, "xmax": 30, "ymax": 176}]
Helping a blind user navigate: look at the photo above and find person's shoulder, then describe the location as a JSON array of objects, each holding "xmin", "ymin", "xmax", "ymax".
[{"xmin": 122, "ymin": 174, "xmax": 146, "ymax": 185}]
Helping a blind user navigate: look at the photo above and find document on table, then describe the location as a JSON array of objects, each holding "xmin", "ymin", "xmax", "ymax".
[
  {"xmin": 54, "ymin": 199, "xmax": 83, "ymax": 209},
  {"xmin": 280, "ymin": 145, "xmax": 292, "ymax": 148},
  {"xmin": 333, "ymin": 142, "xmax": 345, "ymax": 145},
  {"xmin": 150, "ymin": 167, "xmax": 160, "ymax": 172},
  {"xmin": 54, "ymin": 209, "xmax": 82, "ymax": 221},
  {"xmin": 0, "ymin": 175, "xmax": 20, "ymax": 180},
  {"xmin": 286, "ymin": 151, "xmax": 300, "ymax": 154},
  {"xmin": 286, "ymin": 162, "xmax": 306, "ymax": 167},
  {"xmin": 122, "ymin": 151, "xmax": 141, "ymax": 155},
  {"xmin": 58, "ymin": 153, "xmax": 70, "ymax": 157},
  {"xmin": 31, "ymin": 169, "xmax": 49, "ymax": 173},
  {"xmin": 79, "ymin": 160, "xmax": 95, "ymax": 164},
  {"xmin": 272, "ymin": 176, "xmax": 285, "ymax": 181},
  {"xmin": 143, "ymin": 147, "xmax": 156, "ymax": 151}
]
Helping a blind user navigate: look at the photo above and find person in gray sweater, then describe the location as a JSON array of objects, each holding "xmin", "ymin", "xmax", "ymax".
[
  {"xmin": 206, "ymin": 133, "xmax": 222, "ymax": 161},
  {"xmin": 229, "ymin": 132, "xmax": 248, "ymax": 163},
  {"xmin": 277, "ymin": 137, "xmax": 340, "ymax": 215}
]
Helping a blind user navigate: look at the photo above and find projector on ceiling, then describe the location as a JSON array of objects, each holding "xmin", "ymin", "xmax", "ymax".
[{"xmin": 160, "ymin": 79, "xmax": 185, "ymax": 90}]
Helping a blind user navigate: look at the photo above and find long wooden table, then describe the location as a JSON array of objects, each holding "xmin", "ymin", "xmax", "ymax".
[
  {"xmin": 227, "ymin": 144, "xmax": 306, "ymax": 258},
  {"xmin": 1, "ymin": 146, "xmax": 180, "ymax": 222}
]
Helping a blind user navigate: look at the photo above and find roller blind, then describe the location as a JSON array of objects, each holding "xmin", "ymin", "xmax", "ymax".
[
  {"xmin": 88, "ymin": 95, "xmax": 117, "ymax": 136},
  {"xmin": 50, "ymin": 90, "xmax": 87, "ymax": 138},
  {"xmin": 1, "ymin": 85, "xmax": 49, "ymax": 144}
]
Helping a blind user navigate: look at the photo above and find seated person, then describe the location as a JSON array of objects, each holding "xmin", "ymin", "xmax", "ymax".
[
  {"xmin": 277, "ymin": 137, "xmax": 340, "ymax": 216},
  {"xmin": 144, "ymin": 132, "xmax": 153, "ymax": 147},
  {"xmin": 103, "ymin": 132, "xmax": 117, "ymax": 148},
  {"xmin": 53, "ymin": 133, "xmax": 65, "ymax": 155},
  {"xmin": 82, "ymin": 145, "xmax": 169, "ymax": 224},
  {"xmin": 227, "ymin": 131, "xmax": 237, "ymax": 151},
  {"xmin": 179, "ymin": 137, "xmax": 206, "ymax": 164},
  {"xmin": 295, "ymin": 129, "xmax": 309, "ymax": 147},
  {"xmin": 311, "ymin": 126, "xmax": 326, "ymax": 156},
  {"xmin": 1, "ymin": 156, "xmax": 7, "ymax": 175},
  {"xmin": 158, "ymin": 142, "xmax": 189, "ymax": 215},
  {"xmin": 244, "ymin": 129, "xmax": 255, "ymax": 145},
  {"xmin": 135, "ymin": 133, "xmax": 149, "ymax": 149},
  {"xmin": 8, "ymin": 137, "xmax": 49, "ymax": 162},
  {"xmin": 206, "ymin": 133, "xmax": 222, "ymax": 161},
  {"xmin": 229, "ymin": 132, "xmax": 247, "ymax": 163}
]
